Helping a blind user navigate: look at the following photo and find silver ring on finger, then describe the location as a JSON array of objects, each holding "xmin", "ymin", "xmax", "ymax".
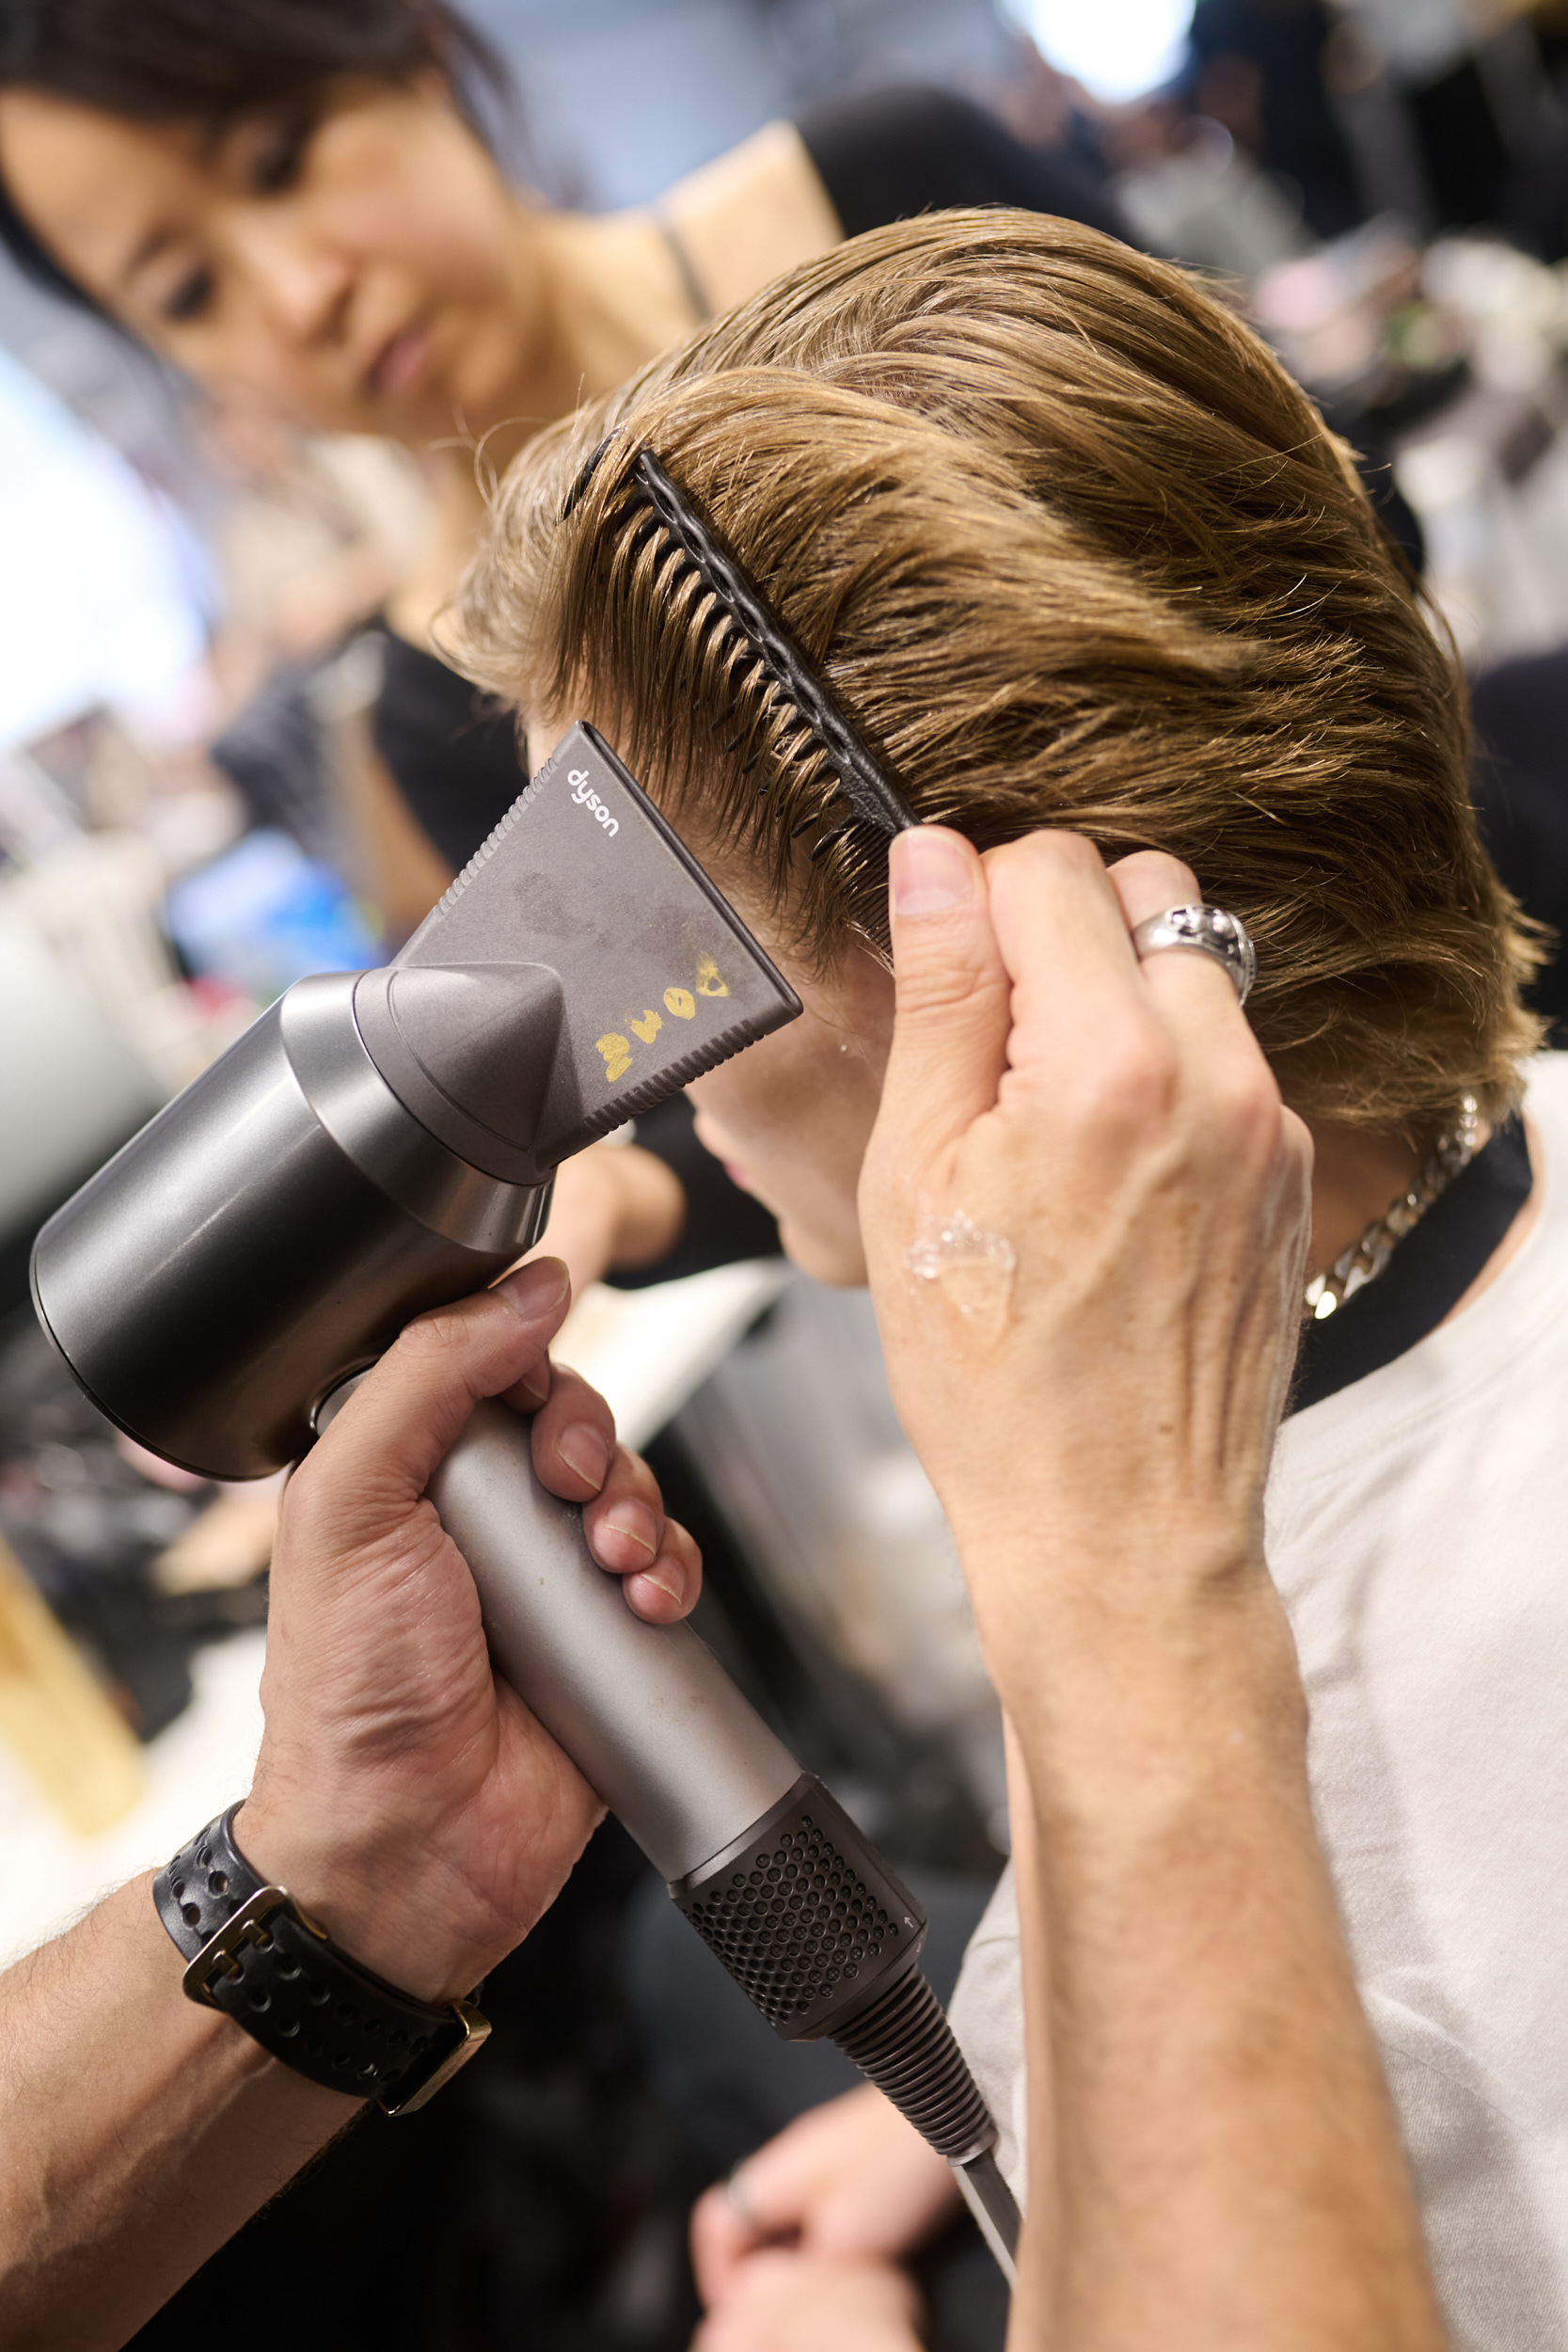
[{"xmin": 1131, "ymin": 903, "xmax": 1257, "ymax": 1006}]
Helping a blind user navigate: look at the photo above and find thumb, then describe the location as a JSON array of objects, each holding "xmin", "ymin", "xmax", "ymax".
[
  {"xmin": 874, "ymin": 828, "xmax": 1011, "ymax": 1169},
  {"xmin": 293, "ymin": 1258, "xmax": 573, "ymax": 1537}
]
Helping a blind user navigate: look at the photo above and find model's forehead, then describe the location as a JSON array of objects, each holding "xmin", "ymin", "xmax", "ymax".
[{"xmin": 0, "ymin": 89, "xmax": 214, "ymax": 310}]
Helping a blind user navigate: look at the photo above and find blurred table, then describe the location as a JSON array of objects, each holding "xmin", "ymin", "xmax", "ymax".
[{"xmin": 0, "ymin": 1259, "xmax": 784, "ymax": 1971}]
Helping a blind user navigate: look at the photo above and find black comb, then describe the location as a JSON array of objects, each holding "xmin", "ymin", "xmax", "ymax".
[{"xmin": 567, "ymin": 437, "xmax": 918, "ymax": 861}]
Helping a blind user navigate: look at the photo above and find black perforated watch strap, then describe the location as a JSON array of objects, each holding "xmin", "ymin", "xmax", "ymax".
[{"xmin": 153, "ymin": 1804, "xmax": 487, "ymax": 2112}]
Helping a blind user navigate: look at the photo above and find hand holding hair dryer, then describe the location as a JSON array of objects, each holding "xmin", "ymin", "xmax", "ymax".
[{"xmin": 30, "ymin": 723, "xmax": 1021, "ymax": 2277}]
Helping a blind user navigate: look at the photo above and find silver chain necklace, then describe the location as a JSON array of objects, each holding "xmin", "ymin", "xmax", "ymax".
[{"xmin": 1305, "ymin": 1094, "xmax": 1481, "ymax": 1320}]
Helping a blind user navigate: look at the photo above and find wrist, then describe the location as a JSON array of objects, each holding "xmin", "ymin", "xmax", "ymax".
[
  {"xmin": 950, "ymin": 1506, "xmax": 1266, "ymax": 1660},
  {"xmin": 153, "ymin": 1807, "xmax": 492, "ymax": 2115},
  {"xmin": 540, "ymin": 1143, "xmax": 685, "ymax": 1288},
  {"xmin": 990, "ymin": 1567, "xmax": 1307, "ymax": 1829},
  {"xmin": 233, "ymin": 1793, "xmax": 483, "ymax": 2005}
]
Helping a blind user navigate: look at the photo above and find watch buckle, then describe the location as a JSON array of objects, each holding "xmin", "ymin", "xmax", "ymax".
[
  {"xmin": 182, "ymin": 1883, "xmax": 326, "ymax": 2007},
  {"xmin": 378, "ymin": 1997, "xmax": 491, "ymax": 2117}
]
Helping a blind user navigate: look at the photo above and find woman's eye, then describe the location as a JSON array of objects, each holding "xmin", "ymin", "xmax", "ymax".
[
  {"xmin": 164, "ymin": 264, "xmax": 215, "ymax": 325},
  {"xmin": 252, "ymin": 113, "xmax": 314, "ymax": 195}
]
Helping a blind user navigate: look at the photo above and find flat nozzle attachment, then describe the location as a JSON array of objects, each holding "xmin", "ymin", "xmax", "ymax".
[{"xmin": 356, "ymin": 723, "xmax": 801, "ymax": 1185}]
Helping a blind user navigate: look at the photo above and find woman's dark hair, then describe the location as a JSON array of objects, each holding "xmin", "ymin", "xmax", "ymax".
[{"xmin": 0, "ymin": 0, "xmax": 511, "ymax": 313}]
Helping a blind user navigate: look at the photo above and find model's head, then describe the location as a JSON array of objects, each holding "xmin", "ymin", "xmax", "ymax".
[
  {"xmin": 454, "ymin": 211, "xmax": 1543, "ymax": 1279},
  {"xmin": 0, "ymin": 0, "xmax": 536, "ymax": 440}
]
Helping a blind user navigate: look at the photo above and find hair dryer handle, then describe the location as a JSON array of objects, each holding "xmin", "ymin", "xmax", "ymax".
[
  {"xmin": 319, "ymin": 1384, "xmax": 1021, "ymax": 2272},
  {"xmin": 425, "ymin": 1398, "xmax": 801, "ymax": 1882}
]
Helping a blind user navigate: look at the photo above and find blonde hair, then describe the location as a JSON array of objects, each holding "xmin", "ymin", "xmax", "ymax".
[{"xmin": 456, "ymin": 208, "xmax": 1542, "ymax": 1131}]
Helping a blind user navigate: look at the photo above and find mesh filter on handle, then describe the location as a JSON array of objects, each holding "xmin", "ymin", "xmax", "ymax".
[{"xmin": 672, "ymin": 1777, "xmax": 1018, "ymax": 2275}]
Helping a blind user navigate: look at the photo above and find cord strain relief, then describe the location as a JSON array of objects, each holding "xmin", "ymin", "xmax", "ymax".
[{"xmin": 829, "ymin": 1964, "xmax": 998, "ymax": 2165}]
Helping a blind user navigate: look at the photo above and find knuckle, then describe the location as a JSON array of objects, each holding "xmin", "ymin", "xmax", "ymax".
[
  {"xmin": 395, "ymin": 1303, "xmax": 475, "ymax": 1359},
  {"xmin": 1210, "ymin": 1050, "xmax": 1283, "ymax": 1152},
  {"xmin": 993, "ymin": 827, "xmax": 1099, "ymax": 883},
  {"xmin": 1075, "ymin": 1021, "xmax": 1180, "ymax": 1137},
  {"xmin": 1113, "ymin": 845, "xmax": 1200, "ymax": 909},
  {"xmin": 544, "ymin": 1361, "xmax": 596, "ymax": 1416},
  {"xmin": 276, "ymin": 1470, "xmax": 324, "ymax": 1551},
  {"xmin": 1049, "ymin": 829, "xmax": 1108, "ymax": 881},
  {"xmin": 617, "ymin": 1445, "xmax": 659, "ymax": 1502},
  {"xmin": 895, "ymin": 948, "xmax": 1004, "ymax": 1024},
  {"xmin": 546, "ymin": 1367, "xmax": 616, "ymax": 1441}
]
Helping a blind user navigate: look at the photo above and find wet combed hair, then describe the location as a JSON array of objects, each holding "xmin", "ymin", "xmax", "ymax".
[
  {"xmin": 0, "ymin": 0, "xmax": 507, "ymax": 312},
  {"xmin": 455, "ymin": 208, "xmax": 1544, "ymax": 1135}
]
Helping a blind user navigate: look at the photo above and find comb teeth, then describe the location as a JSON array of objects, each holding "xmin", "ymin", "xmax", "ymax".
[{"xmin": 625, "ymin": 450, "xmax": 918, "ymax": 844}]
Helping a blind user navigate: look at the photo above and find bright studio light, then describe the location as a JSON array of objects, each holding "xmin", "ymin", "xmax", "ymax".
[{"xmin": 1006, "ymin": 0, "xmax": 1194, "ymax": 103}]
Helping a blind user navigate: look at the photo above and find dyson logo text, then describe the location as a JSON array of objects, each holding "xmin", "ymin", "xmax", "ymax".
[{"xmin": 568, "ymin": 769, "xmax": 619, "ymax": 836}]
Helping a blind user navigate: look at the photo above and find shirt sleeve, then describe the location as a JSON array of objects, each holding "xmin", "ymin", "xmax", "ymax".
[
  {"xmin": 369, "ymin": 624, "xmax": 529, "ymax": 877},
  {"xmin": 947, "ymin": 1859, "xmax": 1030, "ymax": 2204}
]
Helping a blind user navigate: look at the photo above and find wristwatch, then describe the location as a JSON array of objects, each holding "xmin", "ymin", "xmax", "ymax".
[{"xmin": 153, "ymin": 1804, "xmax": 490, "ymax": 2115}]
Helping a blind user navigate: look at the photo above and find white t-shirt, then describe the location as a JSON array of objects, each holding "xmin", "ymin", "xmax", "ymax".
[{"xmin": 949, "ymin": 1052, "xmax": 1568, "ymax": 2348}]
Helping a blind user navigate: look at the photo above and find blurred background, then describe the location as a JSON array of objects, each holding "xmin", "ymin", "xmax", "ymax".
[{"xmin": 6, "ymin": 2, "xmax": 1568, "ymax": 2345}]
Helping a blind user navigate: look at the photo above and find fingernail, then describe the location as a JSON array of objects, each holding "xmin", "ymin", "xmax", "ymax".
[
  {"xmin": 891, "ymin": 827, "xmax": 973, "ymax": 918},
  {"xmin": 604, "ymin": 1502, "xmax": 657, "ymax": 1557},
  {"xmin": 496, "ymin": 1258, "xmax": 570, "ymax": 1318},
  {"xmin": 556, "ymin": 1424, "xmax": 610, "ymax": 1487},
  {"xmin": 637, "ymin": 1563, "xmax": 685, "ymax": 1608}
]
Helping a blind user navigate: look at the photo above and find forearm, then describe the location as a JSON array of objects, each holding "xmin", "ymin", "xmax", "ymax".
[
  {"xmin": 993, "ymin": 1556, "xmax": 1444, "ymax": 2352},
  {"xmin": 598, "ymin": 1142, "xmax": 688, "ymax": 1267},
  {"xmin": 531, "ymin": 1140, "xmax": 686, "ymax": 1295},
  {"xmin": 0, "ymin": 1271, "xmax": 689, "ymax": 2350},
  {"xmin": 0, "ymin": 1872, "xmax": 357, "ymax": 2351}
]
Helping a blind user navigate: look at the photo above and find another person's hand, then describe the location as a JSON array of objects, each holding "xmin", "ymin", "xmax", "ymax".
[
  {"xmin": 859, "ymin": 829, "xmax": 1312, "ymax": 1663},
  {"xmin": 241, "ymin": 1258, "xmax": 702, "ymax": 2005},
  {"xmin": 525, "ymin": 1138, "xmax": 686, "ymax": 1295},
  {"xmin": 690, "ymin": 2085, "xmax": 958, "ymax": 2310},
  {"xmin": 691, "ymin": 2249, "xmax": 923, "ymax": 2352},
  {"xmin": 856, "ymin": 834, "xmax": 1449, "ymax": 2349}
]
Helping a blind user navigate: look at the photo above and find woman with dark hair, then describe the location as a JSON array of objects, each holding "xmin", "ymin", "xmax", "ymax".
[{"xmin": 0, "ymin": 0, "xmax": 1127, "ymax": 1295}]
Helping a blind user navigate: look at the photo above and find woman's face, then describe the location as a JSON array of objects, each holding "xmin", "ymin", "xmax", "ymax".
[{"xmin": 0, "ymin": 77, "xmax": 542, "ymax": 441}]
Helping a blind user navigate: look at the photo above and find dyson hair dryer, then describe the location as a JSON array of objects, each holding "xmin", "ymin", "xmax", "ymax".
[{"xmin": 32, "ymin": 717, "xmax": 1022, "ymax": 2276}]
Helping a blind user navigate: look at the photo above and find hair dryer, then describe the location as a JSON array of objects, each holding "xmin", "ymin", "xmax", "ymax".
[{"xmin": 30, "ymin": 723, "xmax": 1021, "ymax": 2275}]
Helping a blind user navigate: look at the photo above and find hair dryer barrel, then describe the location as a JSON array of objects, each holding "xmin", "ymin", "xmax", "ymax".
[{"xmin": 29, "ymin": 975, "xmax": 549, "ymax": 1481}]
